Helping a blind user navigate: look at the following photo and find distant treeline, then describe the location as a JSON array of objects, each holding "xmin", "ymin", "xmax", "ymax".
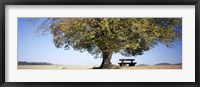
[
  {"xmin": 18, "ymin": 61, "xmax": 54, "ymax": 65},
  {"xmin": 155, "ymin": 63, "xmax": 182, "ymax": 65}
]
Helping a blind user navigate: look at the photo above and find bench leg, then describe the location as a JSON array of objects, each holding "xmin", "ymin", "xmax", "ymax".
[
  {"xmin": 129, "ymin": 64, "xmax": 132, "ymax": 66},
  {"xmin": 123, "ymin": 64, "xmax": 125, "ymax": 66},
  {"xmin": 119, "ymin": 64, "xmax": 122, "ymax": 66},
  {"xmin": 119, "ymin": 64, "xmax": 125, "ymax": 66},
  {"xmin": 120, "ymin": 64, "xmax": 126, "ymax": 66}
]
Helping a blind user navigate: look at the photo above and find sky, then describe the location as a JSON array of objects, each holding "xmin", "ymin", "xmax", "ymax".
[{"xmin": 17, "ymin": 18, "xmax": 182, "ymax": 66}]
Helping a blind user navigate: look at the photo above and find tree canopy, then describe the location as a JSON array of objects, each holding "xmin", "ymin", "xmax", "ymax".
[{"xmin": 29, "ymin": 18, "xmax": 182, "ymax": 69}]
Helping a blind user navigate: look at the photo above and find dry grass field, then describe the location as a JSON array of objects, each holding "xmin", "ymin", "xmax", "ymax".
[
  {"xmin": 120, "ymin": 65, "xmax": 182, "ymax": 69},
  {"xmin": 18, "ymin": 65, "xmax": 182, "ymax": 69},
  {"xmin": 18, "ymin": 65, "xmax": 93, "ymax": 69}
]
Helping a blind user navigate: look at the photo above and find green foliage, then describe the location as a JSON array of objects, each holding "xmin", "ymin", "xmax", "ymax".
[{"xmin": 36, "ymin": 18, "xmax": 182, "ymax": 58}]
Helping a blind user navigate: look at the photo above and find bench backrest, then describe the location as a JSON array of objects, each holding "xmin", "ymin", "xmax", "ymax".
[{"xmin": 119, "ymin": 59, "xmax": 135, "ymax": 61}]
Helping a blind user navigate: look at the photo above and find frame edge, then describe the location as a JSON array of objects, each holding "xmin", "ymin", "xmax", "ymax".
[
  {"xmin": 0, "ymin": 0, "xmax": 5, "ymax": 86},
  {"xmin": 195, "ymin": 1, "xmax": 200, "ymax": 85},
  {"xmin": 1, "ymin": 0, "xmax": 200, "ymax": 87}
]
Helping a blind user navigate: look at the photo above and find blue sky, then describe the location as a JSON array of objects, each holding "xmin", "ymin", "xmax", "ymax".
[{"xmin": 18, "ymin": 18, "xmax": 182, "ymax": 66}]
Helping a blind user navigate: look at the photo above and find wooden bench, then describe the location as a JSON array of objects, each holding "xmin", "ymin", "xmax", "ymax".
[{"xmin": 118, "ymin": 59, "xmax": 137, "ymax": 66}]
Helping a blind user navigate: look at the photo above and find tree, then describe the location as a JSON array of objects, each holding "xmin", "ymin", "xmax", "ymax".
[{"xmin": 29, "ymin": 18, "xmax": 182, "ymax": 69}]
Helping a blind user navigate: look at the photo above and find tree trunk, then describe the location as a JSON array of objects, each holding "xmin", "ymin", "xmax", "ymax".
[{"xmin": 99, "ymin": 52, "xmax": 112, "ymax": 69}]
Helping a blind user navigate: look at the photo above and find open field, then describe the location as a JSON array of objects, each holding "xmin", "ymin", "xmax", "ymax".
[
  {"xmin": 18, "ymin": 65, "xmax": 93, "ymax": 69},
  {"xmin": 18, "ymin": 65, "xmax": 182, "ymax": 69},
  {"xmin": 120, "ymin": 65, "xmax": 182, "ymax": 69}
]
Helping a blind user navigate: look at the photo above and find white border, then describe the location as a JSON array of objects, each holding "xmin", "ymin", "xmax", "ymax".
[{"xmin": 5, "ymin": 5, "xmax": 195, "ymax": 82}]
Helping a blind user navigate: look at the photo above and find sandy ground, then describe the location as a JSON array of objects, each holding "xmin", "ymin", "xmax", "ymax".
[{"xmin": 18, "ymin": 65, "xmax": 182, "ymax": 69}]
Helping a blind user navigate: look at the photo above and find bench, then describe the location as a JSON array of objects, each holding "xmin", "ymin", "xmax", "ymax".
[{"xmin": 118, "ymin": 59, "xmax": 137, "ymax": 66}]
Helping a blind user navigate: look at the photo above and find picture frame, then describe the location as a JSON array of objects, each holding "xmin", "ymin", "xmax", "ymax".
[{"xmin": 0, "ymin": 0, "xmax": 199, "ymax": 87}]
